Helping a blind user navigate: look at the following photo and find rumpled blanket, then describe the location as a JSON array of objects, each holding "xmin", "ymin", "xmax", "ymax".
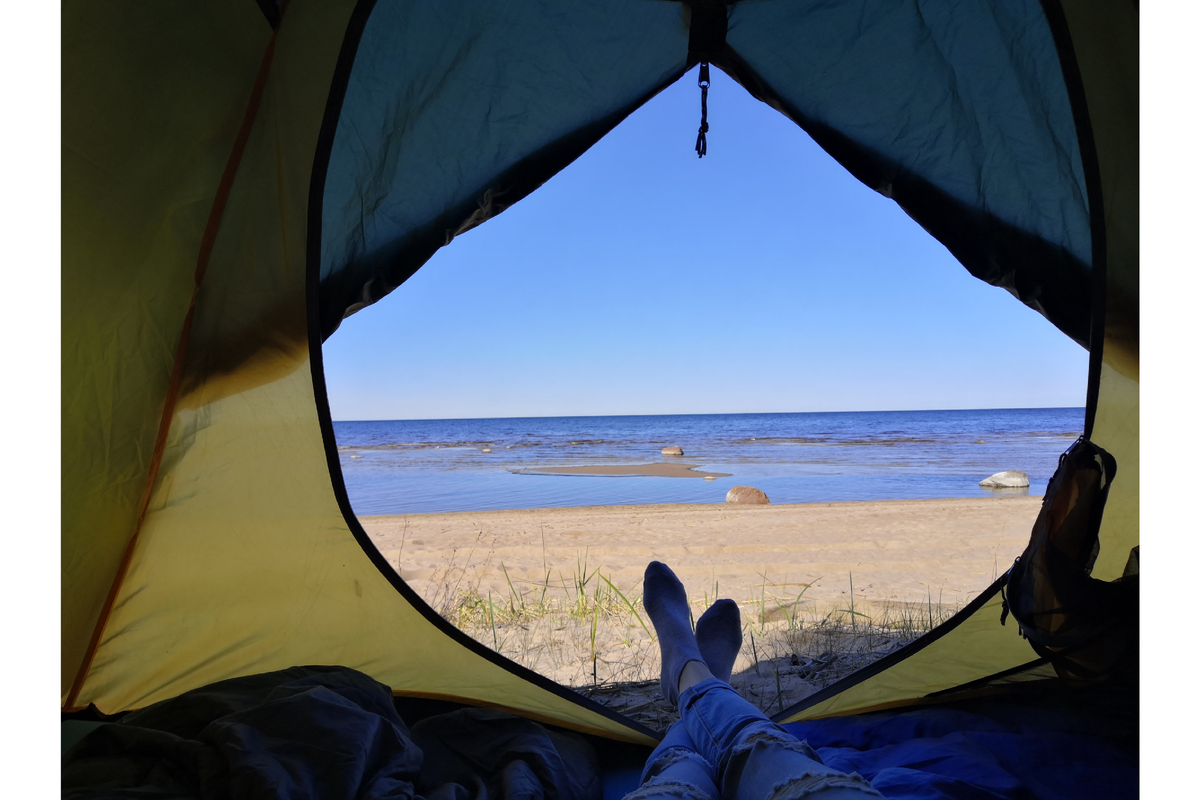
[{"xmin": 63, "ymin": 666, "xmax": 601, "ymax": 800}]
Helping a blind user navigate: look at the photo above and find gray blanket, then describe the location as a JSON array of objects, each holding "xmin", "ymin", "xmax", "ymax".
[{"xmin": 63, "ymin": 666, "xmax": 602, "ymax": 800}]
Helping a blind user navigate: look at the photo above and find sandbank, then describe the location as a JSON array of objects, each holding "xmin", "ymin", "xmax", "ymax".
[{"xmin": 508, "ymin": 462, "xmax": 731, "ymax": 478}]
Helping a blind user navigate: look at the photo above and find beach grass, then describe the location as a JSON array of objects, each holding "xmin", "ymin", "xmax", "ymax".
[{"xmin": 420, "ymin": 548, "xmax": 962, "ymax": 728}]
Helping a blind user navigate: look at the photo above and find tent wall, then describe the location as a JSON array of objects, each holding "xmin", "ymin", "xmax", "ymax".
[
  {"xmin": 62, "ymin": 0, "xmax": 273, "ymax": 705},
  {"xmin": 63, "ymin": 0, "xmax": 1136, "ymax": 738},
  {"xmin": 63, "ymin": 0, "xmax": 666, "ymax": 745},
  {"xmin": 1059, "ymin": 0, "xmax": 1138, "ymax": 581}
]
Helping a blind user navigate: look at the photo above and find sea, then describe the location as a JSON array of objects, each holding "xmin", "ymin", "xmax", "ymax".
[{"xmin": 333, "ymin": 408, "xmax": 1082, "ymax": 516}]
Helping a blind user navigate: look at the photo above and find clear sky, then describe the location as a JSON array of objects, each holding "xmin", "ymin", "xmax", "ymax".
[{"xmin": 323, "ymin": 66, "xmax": 1088, "ymax": 421}]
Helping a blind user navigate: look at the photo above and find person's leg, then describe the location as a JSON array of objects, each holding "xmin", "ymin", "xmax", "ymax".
[
  {"xmin": 643, "ymin": 561, "xmax": 708, "ymax": 705},
  {"xmin": 696, "ymin": 599, "xmax": 742, "ymax": 682},
  {"xmin": 680, "ymin": 679, "xmax": 879, "ymax": 800},
  {"xmin": 623, "ymin": 722, "xmax": 720, "ymax": 800},
  {"xmin": 642, "ymin": 562, "xmax": 879, "ymax": 800},
  {"xmin": 624, "ymin": 565, "xmax": 728, "ymax": 800},
  {"xmin": 625, "ymin": 590, "xmax": 749, "ymax": 800}
]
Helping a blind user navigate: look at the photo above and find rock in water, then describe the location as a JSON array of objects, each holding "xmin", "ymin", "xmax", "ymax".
[
  {"xmin": 481, "ymin": 447, "xmax": 492, "ymax": 453},
  {"xmin": 661, "ymin": 446, "xmax": 684, "ymax": 456},
  {"xmin": 726, "ymin": 486, "xmax": 770, "ymax": 504},
  {"xmin": 979, "ymin": 470, "xmax": 1029, "ymax": 488},
  {"xmin": 704, "ymin": 476, "xmax": 716, "ymax": 481}
]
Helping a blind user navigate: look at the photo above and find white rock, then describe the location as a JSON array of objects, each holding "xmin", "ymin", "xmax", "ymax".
[
  {"xmin": 704, "ymin": 476, "xmax": 716, "ymax": 481},
  {"xmin": 726, "ymin": 486, "xmax": 770, "ymax": 504},
  {"xmin": 662, "ymin": 446, "xmax": 684, "ymax": 456},
  {"xmin": 481, "ymin": 447, "xmax": 492, "ymax": 453},
  {"xmin": 979, "ymin": 470, "xmax": 1029, "ymax": 488}
]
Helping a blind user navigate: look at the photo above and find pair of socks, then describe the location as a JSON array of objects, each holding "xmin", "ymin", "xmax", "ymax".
[{"xmin": 643, "ymin": 561, "xmax": 742, "ymax": 705}]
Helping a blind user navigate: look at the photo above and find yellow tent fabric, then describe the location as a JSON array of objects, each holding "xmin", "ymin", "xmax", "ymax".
[
  {"xmin": 63, "ymin": 0, "xmax": 1136, "ymax": 743},
  {"xmin": 62, "ymin": 0, "xmax": 656, "ymax": 744}
]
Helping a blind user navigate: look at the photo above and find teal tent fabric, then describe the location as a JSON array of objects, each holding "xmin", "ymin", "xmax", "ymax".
[
  {"xmin": 318, "ymin": 0, "xmax": 691, "ymax": 338},
  {"xmin": 722, "ymin": 0, "xmax": 1092, "ymax": 346},
  {"xmin": 315, "ymin": 0, "xmax": 1091, "ymax": 347}
]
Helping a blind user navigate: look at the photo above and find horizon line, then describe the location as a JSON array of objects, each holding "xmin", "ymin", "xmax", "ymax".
[{"xmin": 331, "ymin": 406, "xmax": 1085, "ymax": 424}]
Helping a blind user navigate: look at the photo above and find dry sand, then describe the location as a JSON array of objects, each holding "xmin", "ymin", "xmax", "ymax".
[
  {"xmin": 359, "ymin": 496, "xmax": 1042, "ymax": 719},
  {"xmin": 361, "ymin": 496, "xmax": 1040, "ymax": 613},
  {"xmin": 359, "ymin": 497, "xmax": 1041, "ymax": 721}
]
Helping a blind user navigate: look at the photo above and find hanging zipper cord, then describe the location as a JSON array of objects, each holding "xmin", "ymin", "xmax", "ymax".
[{"xmin": 696, "ymin": 62, "xmax": 710, "ymax": 158}]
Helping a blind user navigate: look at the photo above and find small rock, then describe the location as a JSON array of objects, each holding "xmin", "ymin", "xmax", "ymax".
[
  {"xmin": 726, "ymin": 486, "xmax": 770, "ymax": 505},
  {"xmin": 662, "ymin": 446, "xmax": 684, "ymax": 456},
  {"xmin": 349, "ymin": 455, "xmax": 362, "ymax": 459},
  {"xmin": 979, "ymin": 470, "xmax": 1029, "ymax": 488},
  {"xmin": 481, "ymin": 447, "xmax": 492, "ymax": 453},
  {"xmin": 704, "ymin": 476, "xmax": 716, "ymax": 481}
]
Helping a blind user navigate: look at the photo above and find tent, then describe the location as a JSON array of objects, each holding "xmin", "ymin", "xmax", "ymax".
[{"xmin": 63, "ymin": 0, "xmax": 1137, "ymax": 749}]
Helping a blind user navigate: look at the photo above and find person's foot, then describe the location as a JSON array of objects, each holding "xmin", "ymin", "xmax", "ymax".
[
  {"xmin": 643, "ymin": 561, "xmax": 706, "ymax": 705},
  {"xmin": 696, "ymin": 599, "xmax": 742, "ymax": 683}
]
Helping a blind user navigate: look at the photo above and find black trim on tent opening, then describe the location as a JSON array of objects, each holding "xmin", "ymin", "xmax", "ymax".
[
  {"xmin": 770, "ymin": 573, "xmax": 1009, "ymax": 722},
  {"xmin": 685, "ymin": 1, "xmax": 729, "ymax": 66},
  {"xmin": 307, "ymin": 0, "xmax": 1100, "ymax": 732},
  {"xmin": 926, "ymin": 657, "xmax": 1056, "ymax": 698},
  {"xmin": 305, "ymin": 0, "xmax": 662, "ymax": 744},
  {"xmin": 1039, "ymin": 0, "xmax": 1108, "ymax": 440},
  {"xmin": 254, "ymin": 0, "xmax": 280, "ymax": 30}
]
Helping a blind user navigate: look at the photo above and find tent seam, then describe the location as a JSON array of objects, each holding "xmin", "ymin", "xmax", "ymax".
[{"xmin": 64, "ymin": 22, "xmax": 282, "ymax": 712}]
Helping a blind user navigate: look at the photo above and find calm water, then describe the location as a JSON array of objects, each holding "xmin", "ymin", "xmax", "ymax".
[{"xmin": 333, "ymin": 408, "xmax": 1082, "ymax": 515}]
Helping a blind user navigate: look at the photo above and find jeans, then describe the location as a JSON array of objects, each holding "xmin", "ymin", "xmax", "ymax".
[{"xmin": 625, "ymin": 679, "xmax": 879, "ymax": 800}]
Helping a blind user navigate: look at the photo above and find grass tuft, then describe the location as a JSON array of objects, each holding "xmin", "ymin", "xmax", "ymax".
[{"xmin": 419, "ymin": 549, "xmax": 963, "ymax": 729}]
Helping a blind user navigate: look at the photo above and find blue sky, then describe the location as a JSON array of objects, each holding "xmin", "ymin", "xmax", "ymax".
[{"xmin": 322, "ymin": 66, "xmax": 1088, "ymax": 421}]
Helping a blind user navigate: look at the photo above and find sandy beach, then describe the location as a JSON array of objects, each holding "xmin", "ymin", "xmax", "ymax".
[
  {"xmin": 359, "ymin": 496, "xmax": 1040, "ymax": 719},
  {"xmin": 362, "ymin": 496, "xmax": 1038, "ymax": 613}
]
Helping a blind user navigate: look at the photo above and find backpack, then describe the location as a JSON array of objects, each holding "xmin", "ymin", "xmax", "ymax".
[{"xmin": 1001, "ymin": 436, "xmax": 1138, "ymax": 683}]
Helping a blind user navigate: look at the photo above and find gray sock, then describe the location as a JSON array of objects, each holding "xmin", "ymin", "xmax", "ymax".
[
  {"xmin": 643, "ymin": 561, "xmax": 704, "ymax": 706},
  {"xmin": 696, "ymin": 599, "xmax": 742, "ymax": 683}
]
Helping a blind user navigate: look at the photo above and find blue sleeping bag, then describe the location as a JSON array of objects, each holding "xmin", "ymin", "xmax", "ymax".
[{"xmin": 781, "ymin": 699, "xmax": 1138, "ymax": 800}]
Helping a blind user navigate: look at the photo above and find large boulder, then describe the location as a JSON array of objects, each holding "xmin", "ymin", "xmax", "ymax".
[
  {"xmin": 979, "ymin": 470, "xmax": 1030, "ymax": 488},
  {"xmin": 726, "ymin": 486, "xmax": 770, "ymax": 505},
  {"xmin": 661, "ymin": 446, "xmax": 684, "ymax": 456}
]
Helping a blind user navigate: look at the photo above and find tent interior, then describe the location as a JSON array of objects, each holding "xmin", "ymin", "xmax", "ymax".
[{"xmin": 62, "ymin": 0, "xmax": 1138, "ymax": 796}]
